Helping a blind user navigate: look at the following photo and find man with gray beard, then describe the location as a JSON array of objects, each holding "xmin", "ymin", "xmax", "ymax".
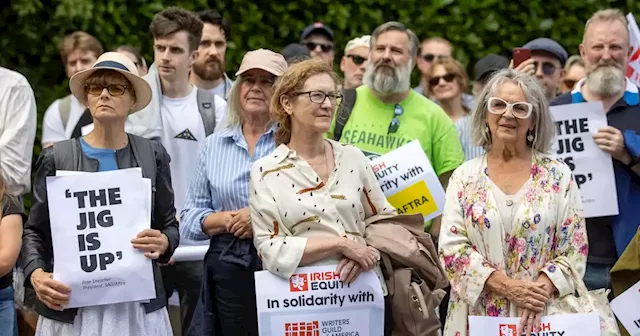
[{"xmin": 551, "ymin": 8, "xmax": 640, "ymax": 299}]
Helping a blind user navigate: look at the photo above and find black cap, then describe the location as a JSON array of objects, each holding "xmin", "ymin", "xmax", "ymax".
[
  {"xmin": 523, "ymin": 38, "xmax": 568, "ymax": 67},
  {"xmin": 300, "ymin": 22, "xmax": 334, "ymax": 42},
  {"xmin": 474, "ymin": 54, "xmax": 509, "ymax": 82},
  {"xmin": 281, "ymin": 43, "xmax": 311, "ymax": 64}
]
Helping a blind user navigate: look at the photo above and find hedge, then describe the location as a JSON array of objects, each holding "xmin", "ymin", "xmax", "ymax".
[{"xmin": 1, "ymin": 0, "xmax": 638, "ymax": 207}]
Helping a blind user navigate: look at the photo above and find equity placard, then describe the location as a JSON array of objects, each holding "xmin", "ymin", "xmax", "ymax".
[
  {"xmin": 255, "ymin": 265, "xmax": 384, "ymax": 336},
  {"xmin": 469, "ymin": 313, "xmax": 601, "ymax": 336}
]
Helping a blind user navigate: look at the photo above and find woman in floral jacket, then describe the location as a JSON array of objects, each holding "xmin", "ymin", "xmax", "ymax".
[{"xmin": 439, "ymin": 69, "xmax": 588, "ymax": 336}]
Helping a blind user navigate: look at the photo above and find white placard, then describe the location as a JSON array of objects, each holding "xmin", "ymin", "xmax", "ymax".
[
  {"xmin": 46, "ymin": 168, "xmax": 156, "ymax": 308},
  {"xmin": 172, "ymin": 245, "xmax": 209, "ymax": 262},
  {"xmin": 550, "ymin": 102, "xmax": 619, "ymax": 218},
  {"xmin": 469, "ymin": 313, "xmax": 601, "ymax": 336},
  {"xmin": 255, "ymin": 265, "xmax": 384, "ymax": 336},
  {"xmin": 369, "ymin": 140, "xmax": 445, "ymax": 222},
  {"xmin": 611, "ymin": 280, "xmax": 640, "ymax": 335}
]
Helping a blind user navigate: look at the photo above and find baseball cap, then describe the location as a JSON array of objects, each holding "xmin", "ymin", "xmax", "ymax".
[
  {"xmin": 281, "ymin": 43, "xmax": 311, "ymax": 64},
  {"xmin": 235, "ymin": 49, "xmax": 288, "ymax": 77},
  {"xmin": 300, "ymin": 22, "xmax": 334, "ymax": 42},
  {"xmin": 344, "ymin": 35, "xmax": 371, "ymax": 54},
  {"xmin": 522, "ymin": 38, "xmax": 568, "ymax": 67},
  {"xmin": 473, "ymin": 54, "xmax": 509, "ymax": 82}
]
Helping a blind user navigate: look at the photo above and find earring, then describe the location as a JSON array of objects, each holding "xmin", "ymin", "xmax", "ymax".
[{"xmin": 527, "ymin": 130, "xmax": 535, "ymax": 142}]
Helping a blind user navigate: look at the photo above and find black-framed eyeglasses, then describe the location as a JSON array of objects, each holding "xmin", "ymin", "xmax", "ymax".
[
  {"xmin": 292, "ymin": 91, "xmax": 342, "ymax": 105},
  {"xmin": 428, "ymin": 73, "xmax": 458, "ymax": 87},
  {"xmin": 85, "ymin": 84, "xmax": 129, "ymax": 96},
  {"xmin": 388, "ymin": 104, "xmax": 404, "ymax": 134},
  {"xmin": 305, "ymin": 42, "xmax": 333, "ymax": 53},
  {"xmin": 421, "ymin": 54, "xmax": 448, "ymax": 62},
  {"xmin": 533, "ymin": 61, "xmax": 557, "ymax": 75},
  {"xmin": 347, "ymin": 54, "xmax": 367, "ymax": 66}
]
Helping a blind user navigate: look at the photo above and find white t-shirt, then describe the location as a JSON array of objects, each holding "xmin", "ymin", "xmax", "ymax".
[
  {"xmin": 207, "ymin": 80, "xmax": 229, "ymax": 100},
  {"xmin": 41, "ymin": 95, "xmax": 90, "ymax": 144}
]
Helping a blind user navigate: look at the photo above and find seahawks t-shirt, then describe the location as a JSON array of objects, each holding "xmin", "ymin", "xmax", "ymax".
[{"xmin": 328, "ymin": 85, "xmax": 464, "ymax": 176}]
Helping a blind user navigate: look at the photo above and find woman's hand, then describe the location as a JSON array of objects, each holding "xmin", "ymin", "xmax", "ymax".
[
  {"xmin": 518, "ymin": 307, "xmax": 543, "ymax": 335},
  {"xmin": 505, "ymin": 278, "xmax": 550, "ymax": 312},
  {"xmin": 339, "ymin": 240, "xmax": 379, "ymax": 271},
  {"xmin": 131, "ymin": 229, "xmax": 169, "ymax": 259},
  {"xmin": 227, "ymin": 208, "xmax": 252, "ymax": 239},
  {"xmin": 336, "ymin": 258, "xmax": 362, "ymax": 284},
  {"xmin": 31, "ymin": 268, "xmax": 71, "ymax": 311},
  {"xmin": 535, "ymin": 272, "xmax": 557, "ymax": 298}
]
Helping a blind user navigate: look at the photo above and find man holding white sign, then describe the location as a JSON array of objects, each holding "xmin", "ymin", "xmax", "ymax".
[{"xmin": 551, "ymin": 8, "xmax": 640, "ymax": 297}]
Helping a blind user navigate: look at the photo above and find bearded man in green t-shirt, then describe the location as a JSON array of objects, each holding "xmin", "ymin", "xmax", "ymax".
[{"xmin": 328, "ymin": 21, "xmax": 464, "ymax": 238}]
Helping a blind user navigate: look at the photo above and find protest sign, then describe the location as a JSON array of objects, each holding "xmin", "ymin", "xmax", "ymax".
[
  {"xmin": 626, "ymin": 13, "xmax": 640, "ymax": 87},
  {"xmin": 47, "ymin": 168, "xmax": 155, "ymax": 308},
  {"xmin": 172, "ymin": 245, "xmax": 209, "ymax": 262},
  {"xmin": 255, "ymin": 265, "xmax": 384, "ymax": 336},
  {"xmin": 369, "ymin": 140, "xmax": 445, "ymax": 222},
  {"xmin": 469, "ymin": 313, "xmax": 601, "ymax": 336},
  {"xmin": 611, "ymin": 280, "xmax": 640, "ymax": 335},
  {"xmin": 550, "ymin": 102, "xmax": 619, "ymax": 218}
]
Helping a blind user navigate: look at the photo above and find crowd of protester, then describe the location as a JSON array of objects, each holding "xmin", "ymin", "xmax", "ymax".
[{"xmin": 0, "ymin": 5, "xmax": 639, "ymax": 336}]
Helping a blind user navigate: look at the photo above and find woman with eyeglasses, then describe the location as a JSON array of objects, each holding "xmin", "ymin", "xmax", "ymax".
[
  {"xmin": 249, "ymin": 58, "xmax": 395, "ymax": 290},
  {"xmin": 181, "ymin": 49, "xmax": 288, "ymax": 336},
  {"xmin": 23, "ymin": 52, "xmax": 178, "ymax": 335},
  {"xmin": 439, "ymin": 69, "xmax": 587, "ymax": 336}
]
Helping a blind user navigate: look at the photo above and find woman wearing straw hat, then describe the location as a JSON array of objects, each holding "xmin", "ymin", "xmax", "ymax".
[{"xmin": 22, "ymin": 52, "xmax": 179, "ymax": 336}]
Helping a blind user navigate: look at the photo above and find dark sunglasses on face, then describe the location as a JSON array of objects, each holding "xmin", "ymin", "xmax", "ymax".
[
  {"xmin": 533, "ymin": 61, "xmax": 557, "ymax": 76},
  {"xmin": 388, "ymin": 104, "xmax": 404, "ymax": 134},
  {"xmin": 428, "ymin": 73, "xmax": 457, "ymax": 87},
  {"xmin": 422, "ymin": 54, "xmax": 448, "ymax": 62},
  {"xmin": 306, "ymin": 42, "xmax": 333, "ymax": 53},
  {"xmin": 347, "ymin": 54, "xmax": 367, "ymax": 66},
  {"xmin": 85, "ymin": 84, "xmax": 128, "ymax": 96}
]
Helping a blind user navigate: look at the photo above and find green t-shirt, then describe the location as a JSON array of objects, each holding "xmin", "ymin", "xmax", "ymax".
[{"xmin": 328, "ymin": 86, "xmax": 464, "ymax": 176}]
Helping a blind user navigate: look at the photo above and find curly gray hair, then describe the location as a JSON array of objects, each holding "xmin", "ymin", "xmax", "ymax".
[{"xmin": 470, "ymin": 69, "xmax": 555, "ymax": 153}]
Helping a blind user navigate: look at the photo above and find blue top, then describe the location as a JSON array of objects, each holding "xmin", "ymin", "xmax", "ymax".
[
  {"xmin": 79, "ymin": 138, "xmax": 118, "ymax": 172},
  {"xmin": 551, "ymin": 78, "xmax": 640, "ymax": 260},
  {"xmin": 180, "ymin": 122, "xmax": 277, "ymax": 241}
]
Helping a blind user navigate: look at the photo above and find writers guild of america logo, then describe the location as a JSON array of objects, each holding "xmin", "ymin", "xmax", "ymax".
[
  {"xmin": 499, "ymin": 324, "xmax": 517, "ymax": 336},
  {"xmin": 289, "ymin": 274, "xmax": 308, "ymax": 292},
  {"xmin": 284, "ymin": 321, "xmax": 319, "ymax": 336}
]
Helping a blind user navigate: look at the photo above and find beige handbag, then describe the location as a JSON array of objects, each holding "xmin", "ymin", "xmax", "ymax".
[{"xmin": 545, "ymin": 257, "xmax": 621, "ymax": 336}]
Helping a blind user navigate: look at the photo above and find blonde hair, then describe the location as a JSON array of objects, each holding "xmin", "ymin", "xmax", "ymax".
[
  {"xmin": 583, "ymin": 9, "xmax": 629, "ymax": 43},
  {"xmin": 565, "ymin": 55, "xmax": 585, "ymax": 71},
  {"xmin": 426, "ymin": 57, "xmax": 469, "ymax": 97},
  {"xmin": 470, "ymin": 69, "xmax": 555, "ymax": 153},
  {"xmin": 226, "ymin": 79, "xmax": 244, "ymax": 127},
  {"xmin": 271, "ymin": 59, "xmax": 339, "ymax": 145}
]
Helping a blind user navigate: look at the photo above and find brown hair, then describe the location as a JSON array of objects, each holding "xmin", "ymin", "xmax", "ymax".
[
  {"xmin": 426, "ymin": 57, "xmax": 469, "ymax": 97},
  {"xmin": 150, "ymin": 7, "xmax": 203, "ymax": 52},
  {"xmin": 59, "ymin": 31, "xmax": 104, "ymax": 65},
  {"xmin": 271, "ymin": 59, "xmax": 340, "ymax": 145}
]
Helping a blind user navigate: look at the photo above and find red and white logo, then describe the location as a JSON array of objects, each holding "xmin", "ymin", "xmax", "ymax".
[
  {"xmin": 289, "ymin": 274, "xmax": 308, "ymax": 292},
  {"xmin": 498, "ymin": 324, "xmax": 517, "ymax": 336},
  {"xmin": 285, "ymin": 321, "xmax": 319, "ymax": 336}
]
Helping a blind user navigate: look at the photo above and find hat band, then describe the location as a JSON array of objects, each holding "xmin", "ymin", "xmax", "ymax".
[{"xmin": 93, "ymin": 61, "xmax": 130, "ymax": 72}]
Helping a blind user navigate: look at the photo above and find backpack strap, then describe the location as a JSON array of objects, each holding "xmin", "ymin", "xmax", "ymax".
[
  {"xmin": 59, "ymin": 95, "xmax": 73, "ymax": 131},
  {"xmin": 128, "ymin": 134, "xmax": 157, "ymax": 183},
  {"xmin": 333, "ymin": 88, "xmax": 357, "ymax": 141},
  {"xmin": 196, "ymin": 89, "xmax": 217, "ymax": 136},
  {"xmin": 52, "ymin": 138, "xmax": 80, "ymax": 172}
]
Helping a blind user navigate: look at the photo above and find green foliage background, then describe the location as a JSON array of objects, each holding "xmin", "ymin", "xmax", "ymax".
[{"xmin": 1, "ymin": 0, "xmax": 639, "ymax": 207}]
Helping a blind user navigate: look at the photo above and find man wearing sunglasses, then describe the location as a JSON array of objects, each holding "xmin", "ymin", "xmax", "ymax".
[
  {"xmin": 518, "ymin": 37, "xmax": 568, "ymax": 101},
  {"xmin": 300, "ymin": 22, "xmax": 335, "ymax": 64},
  {"xmin": 340, "ymin": 35, "xmax": 370, "ymax": 89},
  {"xmin": 414, "ymin": 37, "xmax": 452, "ymax": 96},
  {"xmin": 551, "ymin": 9, "xmax": 640, "ymax": 302}
]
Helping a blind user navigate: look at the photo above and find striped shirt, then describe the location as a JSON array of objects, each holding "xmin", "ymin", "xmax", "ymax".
[
  {"xmin": 180, "ymin": 122, "xmax": 277, "ymax": 241},
  {"xmin": 455, "ymin": 116, "xmax": 485, "ymax": 161}
]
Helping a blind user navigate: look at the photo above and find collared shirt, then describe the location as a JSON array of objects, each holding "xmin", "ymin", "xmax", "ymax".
[
  {"xmin": 0, "ymin": 67, "xmax": 36, "ymax": 196},
  {"xmin": 180, "ymin": 122, "xmax": 277, "ymax": 241},
  {"xmin": 455, "ymin": 116, "xmax": 485, "ymax": 161},
  {"xmin": 551, "ymin": 78, "xmax": 640, "ymax": 261},
  {"xmin": 249, "ymin": 140, "xmax": 396, "ymax": 279}
]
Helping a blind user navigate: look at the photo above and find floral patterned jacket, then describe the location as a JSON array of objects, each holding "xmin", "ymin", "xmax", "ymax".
[{"xmin": 438, "ymin": 152, "xmax": 588, "ymax": 336}]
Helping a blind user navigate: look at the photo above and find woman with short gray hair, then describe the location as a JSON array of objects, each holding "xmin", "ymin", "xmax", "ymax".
[{"xmin": 438, "ymin": 69, "xmax": 588, "ymax": 336}]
